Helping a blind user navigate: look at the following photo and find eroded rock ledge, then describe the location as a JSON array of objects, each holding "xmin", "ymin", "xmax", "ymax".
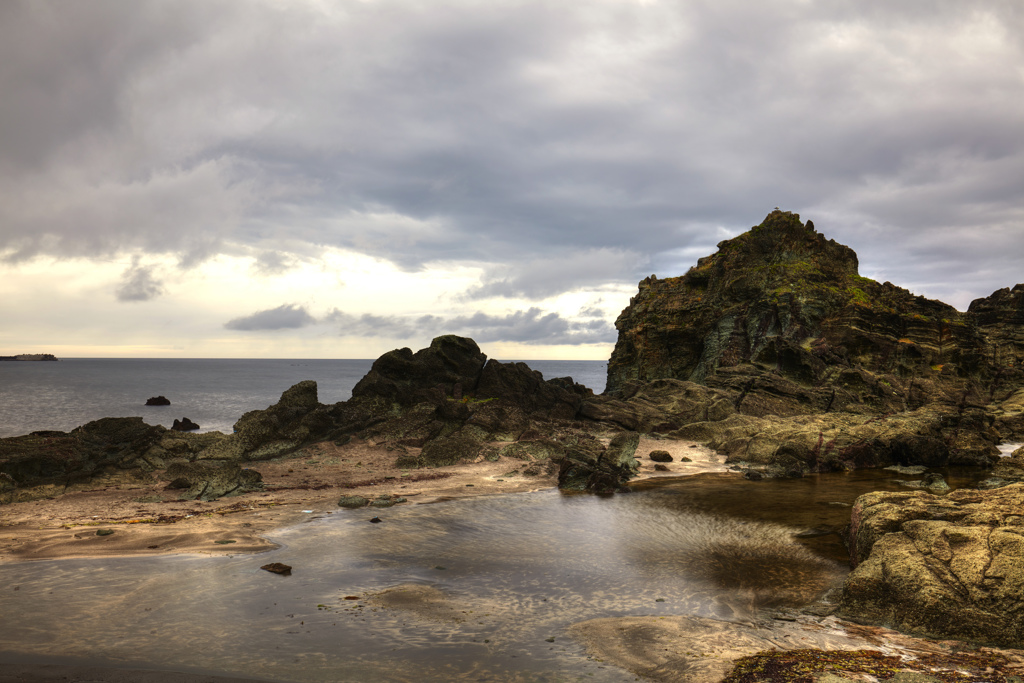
[{"xmin": 839, "ymin": 484, "xmax": 1024, "ymax": 647}]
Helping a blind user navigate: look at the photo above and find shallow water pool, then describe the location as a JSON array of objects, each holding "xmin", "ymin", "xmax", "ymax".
[{"xmin": 0, "ymin": 468, "xmax": 989, "ymax": 681}]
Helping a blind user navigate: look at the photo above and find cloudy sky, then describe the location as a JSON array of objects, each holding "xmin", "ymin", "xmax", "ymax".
[{"xmin": 1, "ymin": 1, "xmax": 1022, "ymax": 359}]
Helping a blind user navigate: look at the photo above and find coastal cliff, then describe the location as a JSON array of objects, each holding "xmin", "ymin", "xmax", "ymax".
[{"xmin": 607, "ymin": 210, "xmax": 1024, "ymax": 413}]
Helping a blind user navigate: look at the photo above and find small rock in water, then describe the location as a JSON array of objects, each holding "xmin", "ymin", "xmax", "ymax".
[
  {"xmin": 885, "ymin": 465, "xmax": 927, "ymax": 475},
  {"xmin": 369, "ymin": 516, "xmax": 382, "ymax": 523},
  {"xmin": 894, "ymin": 472, "xmax": 950, "ymax": 492},
  {"xmin": 338, "ymin": 495, "xmax": 369, "ymax": 509},
  {"xmin": 654, "ymin": 464, "xmax": 670, "ymax": 471},
  {"xmin": 679, "ymin": 456, "xmax": 692, "ymax": 462},
  {"xmin": 261, "ymin": 562, "xmax": 292, "ymax": 575},
  {"xmin": 743, "ymin": 470, "xmax": 763, "ymax": 481},
  {"xmin": 214, "ymin": 539, "xmax": 236, "ymax": 544},
  {"xmin": 145, "ymin": 396, "xmax": 171, "ymax": 406},
  {"xmin": 171, "ymin": 417, "xmax": 200, "ymax": 431},
  {"xmin": 95, "ymin": 529, "xmax": 115, "ymax": 536}
]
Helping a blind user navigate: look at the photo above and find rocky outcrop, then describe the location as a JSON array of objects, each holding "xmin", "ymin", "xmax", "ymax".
[
  {"xmin": 606, "ymin": 210, "xmax": 1024, "ymax": 418},
  {"xmin": 0, "ymin": 336, "xmax": 648, "ymax": 502},
  {"xmin": 670, "ymin": 404, "xmax": 999, "ymax": 475},
  {"xmin": 171, "ymin": 417, "xmax": 200, "ymax": 431},
  {"xmin": 839, "ymin": 485, "xmax": 1024, "ymax": 647},
  {"xmin": 352, "ymin": 335, "xmax": 487, "ymax": 406},
  {"xmin": 601, "ymin": 209, "xmax": 1022, "ymax": 476},
  {"xmin": 969, "ymin": 284, "xmax": 1024, "ymax": 398},
  {"xmin": 145, "ymin": 396, "xmax": 171, "ymax": 406}
]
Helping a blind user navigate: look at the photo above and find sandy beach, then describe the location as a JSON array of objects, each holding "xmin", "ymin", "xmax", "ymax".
[{"xmin": 0, "ymin": 436, "xmax": 722, "ymax": 563}]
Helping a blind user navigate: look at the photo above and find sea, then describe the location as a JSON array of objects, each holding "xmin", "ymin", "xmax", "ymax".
[{"xmin": 0, "ymin": 358, "xmax": 607, "ymax": 439}]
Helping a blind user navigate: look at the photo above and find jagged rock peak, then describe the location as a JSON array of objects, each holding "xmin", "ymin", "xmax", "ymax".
[
  {"xmin": 605, "ymin": 209, "xmax": 1024, "ymax": 404},
  {"xmin": 677, "ymin": 209, "xmax": 860, "ymax": 295}
]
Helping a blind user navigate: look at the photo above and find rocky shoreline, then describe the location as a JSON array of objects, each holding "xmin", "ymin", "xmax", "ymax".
[{"xmin": 5, "ymin": 210, "xmax": 1024, "ymax": 679}]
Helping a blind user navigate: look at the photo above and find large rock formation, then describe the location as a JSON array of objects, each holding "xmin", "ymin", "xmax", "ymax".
[
  {"xmin": 601, "ymin": 210, "xmax": 1024, "ymax": 475},
  {"xmin": 607, "ymin": 210, "xmax": 1024, "ymax": 418},
  {"xmin": 839, "ymin": 485, "xmax": 1024, "ymax": 647},
  {"xmin": 0, "ymin": 336, "xmax": 645, "ymax": 502}
]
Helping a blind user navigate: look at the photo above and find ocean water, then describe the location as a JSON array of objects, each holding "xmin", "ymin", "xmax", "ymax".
[{"xmin": 0, "ymin": 358, "xmax": 607, "ymax": 439}]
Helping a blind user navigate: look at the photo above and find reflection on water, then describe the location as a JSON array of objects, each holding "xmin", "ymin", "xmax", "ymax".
[{"xmin": 0, "ymin": 469, "xmax": 987, "ymax": 681}]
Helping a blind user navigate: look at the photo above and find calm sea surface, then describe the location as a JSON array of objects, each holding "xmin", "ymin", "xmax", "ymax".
[{"xmin": 0, "ymin": 359, "xmax": 607, "ymax": 439}]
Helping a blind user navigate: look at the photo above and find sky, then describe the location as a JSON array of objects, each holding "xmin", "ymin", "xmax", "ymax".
[{"xmin": 1, "ymin": 1, "xmax": 1022, "ymax": 360}]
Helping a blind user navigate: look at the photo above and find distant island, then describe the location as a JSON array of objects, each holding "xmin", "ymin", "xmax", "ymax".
[{"xmin": 0, "ymin": 353, "xmax": 58, "ymax": 361}]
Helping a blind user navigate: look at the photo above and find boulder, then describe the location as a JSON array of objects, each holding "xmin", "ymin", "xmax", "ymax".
[
  {"xmin": 351, "ymin": 335, "xmax": 487, "ymax": 406},
  {"xmin": 146, "ymin": 396, "xmax": 171, "ymax": 406},
  {"xmin": 475, "ymin": 360, "xmax": 589, "ymax": 420},
  {"xmin": 164, "ymin": 461, "xmax": 263, "ymax": 501},
  {"xmin": 649, "ymin": 450, "xmax": 673, "ymax": 462},
  {"xmin": 398, "ymin": 432, "xmax": 485, "ymax": 468},
  {"xmin": 839, "ymin": 484, "xmax": 1024, "ymax": 647},
  {"xmin": 557, "ymin": 431, "xmax": 640, "ymax": 493},
  {"xmin": 171, "ymin": 417, "xmax": 200, "ymax": 432}
]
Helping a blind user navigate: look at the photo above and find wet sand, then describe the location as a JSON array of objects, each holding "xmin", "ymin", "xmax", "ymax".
[
  {"xmin": 0, "ymin": 651, "xmax": 283, "ymax": 683},
  {"xmin": 0, "ymin": 435, "xmax": 722, "ymax": 562}
]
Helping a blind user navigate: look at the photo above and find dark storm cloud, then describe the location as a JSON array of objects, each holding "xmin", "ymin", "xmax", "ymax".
[
  {"xmin": 2, "ymin": 0, "xmax": 1023, "ymax": 308},
  {"xmin": 225, "ymin": 304, "xmax": 317, "ymax": 331},
  {"xmin": 115, "ymin": 258, "xmax": 164, "ymax": 302}
]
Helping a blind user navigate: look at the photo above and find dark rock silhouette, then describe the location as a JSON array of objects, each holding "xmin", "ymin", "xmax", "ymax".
[
  {"xmin": 171, "ymin": 417, "xmax": 200, "ymax": 431},
  {"xmin": 145, "ymin": 396, "xmax": 171, "ymax": 406}
]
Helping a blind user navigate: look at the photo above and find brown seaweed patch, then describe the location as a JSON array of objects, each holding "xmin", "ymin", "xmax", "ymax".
[{"xmin": 722, "ymin": 647, "xmax": 1018, "ymax": 682}]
